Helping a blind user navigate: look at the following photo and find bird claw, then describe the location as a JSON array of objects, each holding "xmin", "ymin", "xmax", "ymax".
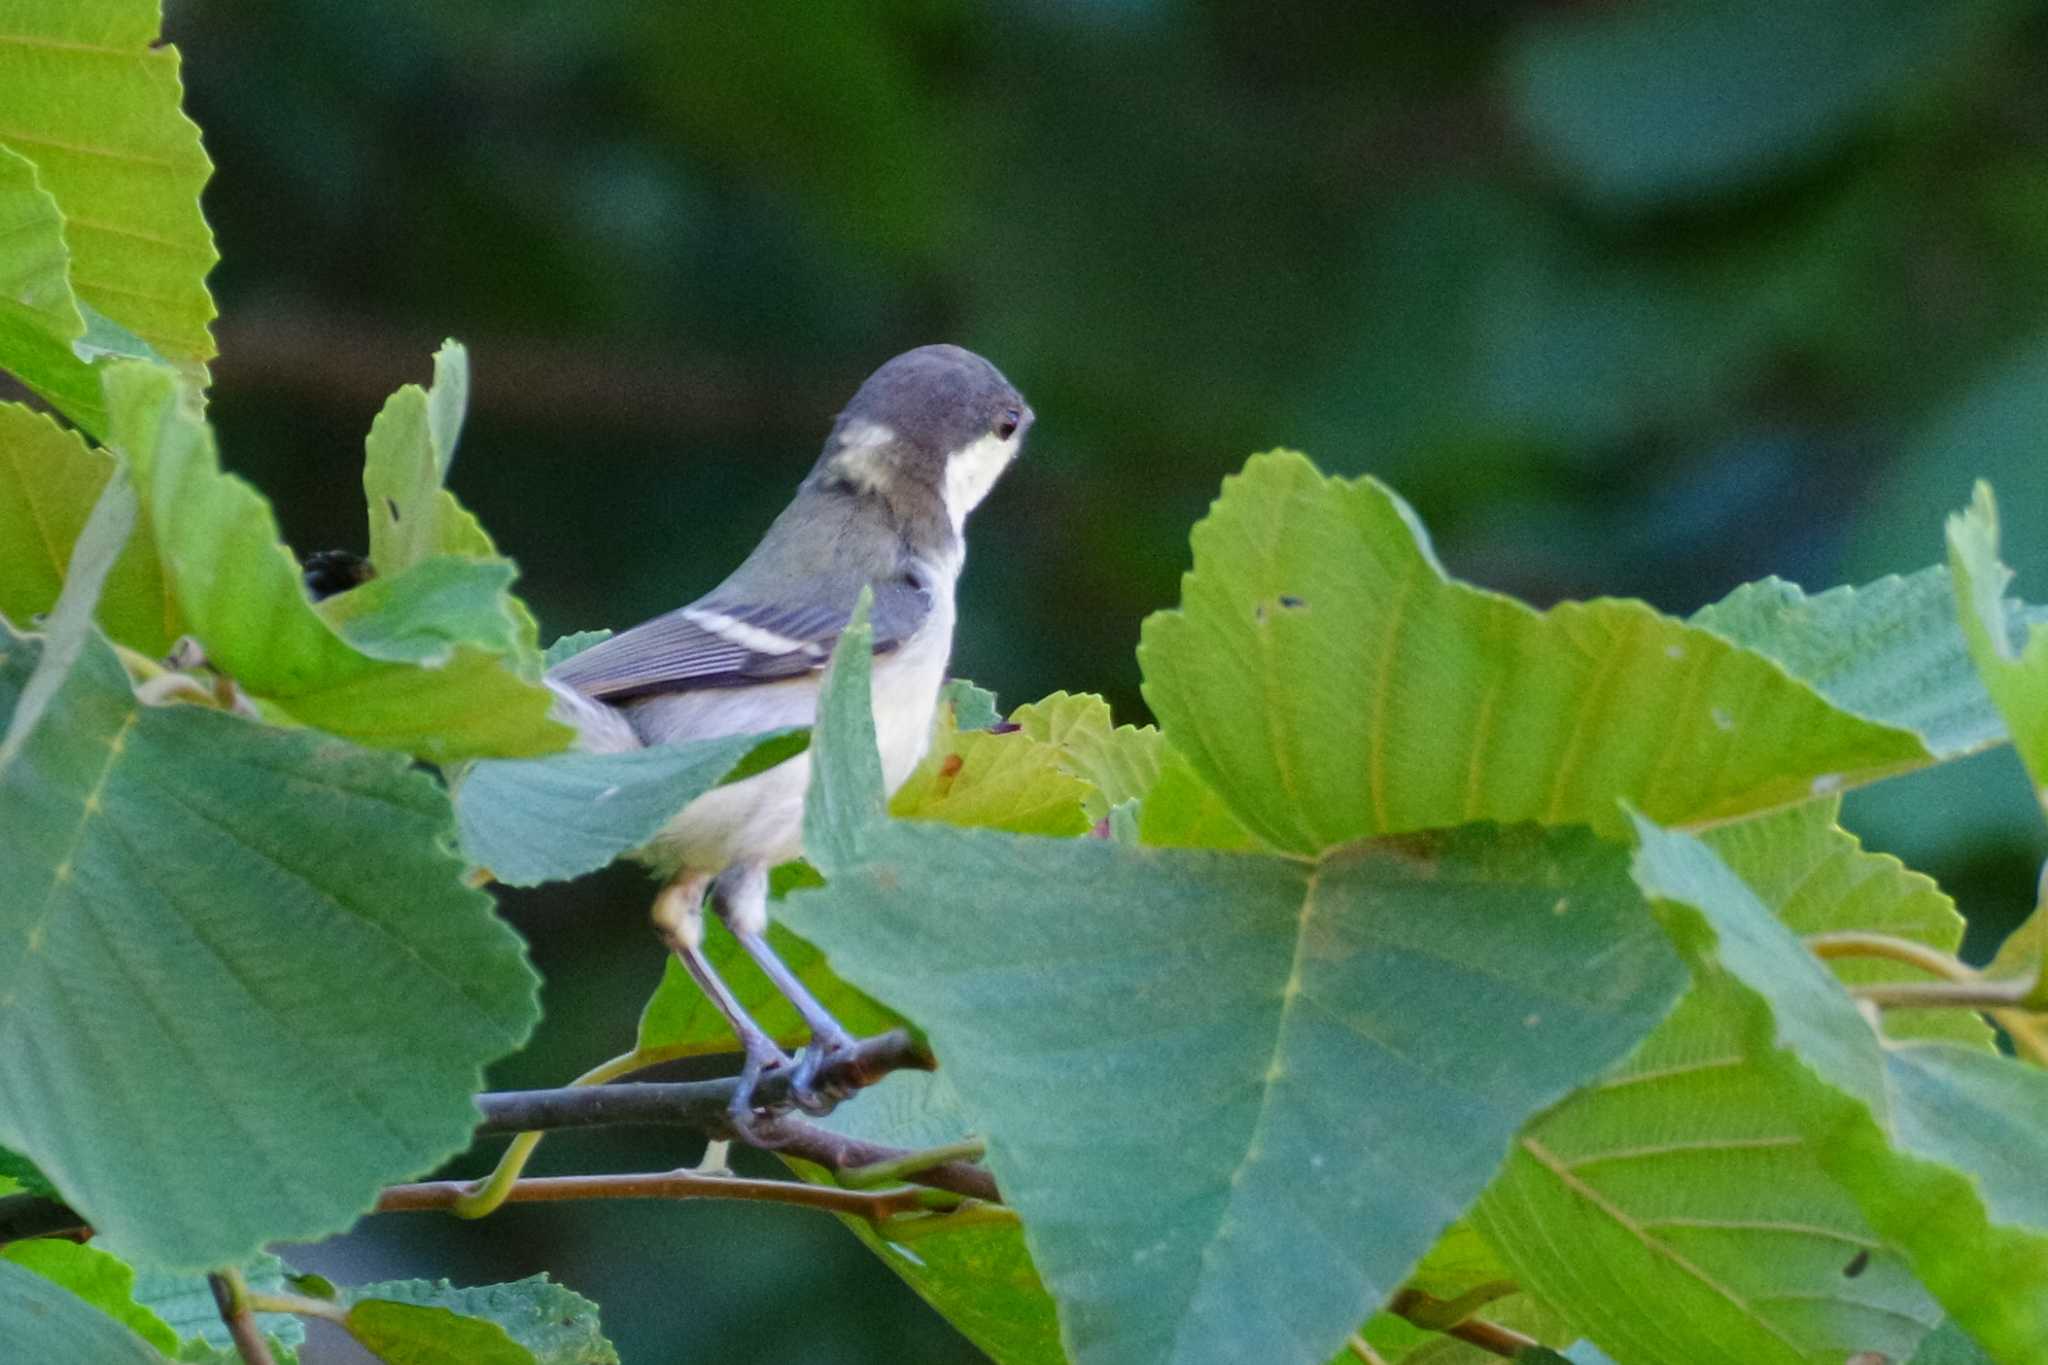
[
  {"xmin": 788, "ymin": 1030, "xmax": 859, "ymax": 1117},
  {"xmin": 725, "ymin": 1041, "xmax": 798, "ymax": 1146}
]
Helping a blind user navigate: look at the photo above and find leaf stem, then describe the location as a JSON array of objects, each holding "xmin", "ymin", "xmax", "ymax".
[
  {"xmin": 208, "ymin": 1268, "xmax": 278, "ymax": 1365},
  {"xmin": 382, "ymin": 1169, "xmax": 935, "ymax": 1222},
  {"xmin": 454, "ymin": 1046, "xmax": 654, "ymax": 1218},
  {"xmin": 837, "ymin": 1139, "xmax": 987, "ymax": 1189},
  {"xmin": 243, "ymin": 1290, "xmax": 348, "ymax": 1324},
  {"xmin": 1805, "ymin": 931, "xmax": 1971, "ymax": 981},
  {"xmin": 1386, "ymin": 1288, "xmax": 1539, "ymax": 1357},
  {"xmin": 1806, "ymin": 930, "xmax": 2048, "ymax": 1063}
]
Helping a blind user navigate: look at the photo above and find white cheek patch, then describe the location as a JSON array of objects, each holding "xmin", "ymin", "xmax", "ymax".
[
  {"xmin": 943, "ymin": 430, "xmax": 1018, "ymax": 535},
  {"xmin": 838, "ymin": 420, "xmax": 896, "ymax": 451},
  {"xmin": 682, "ymin": 607, "xmax": 823, "ymax": 657},
  {"xmin": 828, "ymin": 422, "xmax": 899, "ymax": 492}
]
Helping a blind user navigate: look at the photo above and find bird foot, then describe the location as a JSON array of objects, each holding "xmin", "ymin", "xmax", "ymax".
[{"xmin": 788, "ymin": 1028, "xmax": 860, "ymax": 1117}]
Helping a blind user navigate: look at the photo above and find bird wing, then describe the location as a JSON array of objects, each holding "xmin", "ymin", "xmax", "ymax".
[{"xmin": 547, "ymin": 577, "xmax": 932, "ymax": 702}]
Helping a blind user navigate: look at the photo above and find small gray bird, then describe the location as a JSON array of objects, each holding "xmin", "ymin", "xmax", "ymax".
[{"xmin": 546, "ymin": 344, "xmax": 1032, "ymax": 1132}]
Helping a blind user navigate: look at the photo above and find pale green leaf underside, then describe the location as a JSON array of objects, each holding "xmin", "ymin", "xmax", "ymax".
[
  {"xmin": 805, "ymin": 1069, "xmax": 1065, "ymax": 1365},
  {"xmin": 1476, "ymin": 972, "xmax": 1941, "ymax": 1365},
  {"xmin": 787, "ymin": 632, "xmax": 1685, "ymax": 1365},
  {"xmin": 0, "ymin": 619, "xmax": 540, "ymax": 1268},
  {"xmin": 784, "ymin": 819, "xmax": 1684, "ymax": 1365},
  {"xmin": 0, "ymin": 1257, "xmax": 161, "ymax": 1362},
  {"xmin": 131, "ymin": 1255, "xmax": 308, "ymax": 1358},
  {"xmin": 1694, "ymin": 564, "xmax": 2048, "ymax": 762},
  {"xmin": 0, "ymin": 0, "xmax": 218, "ymax": 363},
  {"xmin": 1138, "ymin": 451, "xmax": 1929, "ymax": 857},
  {"xmin": 454, "ymin": 728, "xmax": 803, "ymax": 886},
  {"xmin": 2, "ymin": 1239, "xmax": 180, "ymax": 1353},
  {"xmin": 1633, "ymin": 819, "xmax": 2048, "ymax": 1363},
  {"xmin": 1702, "ymin": 798, "xmax": 1991, "ymax": 1047}
]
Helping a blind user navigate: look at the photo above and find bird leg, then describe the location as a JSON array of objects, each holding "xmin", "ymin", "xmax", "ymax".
[
  {"xmin": 651, "ymin": 873, "xmax": 793, "ymax": 1144},
  {"xmin": 711, "ymin": 865, "xmax": 858, "ymax": 1117}
]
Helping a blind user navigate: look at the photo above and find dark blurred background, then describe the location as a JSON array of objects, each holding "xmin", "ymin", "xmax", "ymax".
[{"xmin": 160, "ymin": 0, "xmax": 2048, "ymax": 1359}]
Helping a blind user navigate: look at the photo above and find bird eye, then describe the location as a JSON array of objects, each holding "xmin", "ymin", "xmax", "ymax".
[{"xmin": 995, "ymin": 408, "xmax": 1022, "ymax": 441}]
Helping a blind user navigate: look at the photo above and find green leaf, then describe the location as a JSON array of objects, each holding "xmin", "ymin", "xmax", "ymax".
[
  {"xmin": 542, "ymin": 630, "xmax": 611, "ymax": 670},
  {"xmin": 0, "ymin": 0, "xmax": 217, "ymax": 363},
  {"xmin": 1008, "ymin": 690, "xmax": 1165, "ymax": 819},
  {"xmin": 633, "ymin": 919, "xmax": 906, "ymax": 1057},
  {"xmin": 343, "ymin": 1275, "xmax": 616, "ymax": 1365},
  {"xmin": 455, "ymin": 728, "xmax": 804, "ymax": 887},
  {"xmin": 1133, "ymin": 747, "xmax": 1258, "ymax": 851},
  {"xmin": 107, "ymin": 361, "xmax": 570, "ymax": 760},
  {"xmin": 359, "ymin": 342, "xmax": 542, "ymax": 665},
  {"xmin": 890, "ymin": 706, "xmax": 1093, "ymax": 837},
  {"xmin": 1908, "ymin": 1321, "xmax": 1997, "ymax": 1365},
  {"xmin": 364, "ymin": 340, "xmax": 475, "ymax": 573},
  {"xmin": 941, "ymin": 678, "xmax": 1001, "ymax": 732},
  {"xmin": 348, "ymin": 1299, "xmax": 536, "ymax": 1365},
  {"xmin": 1702, "ymin": 798, "xmax": 1992, "ymax": 1047},
  {"xmin": 1505, "ymin": 0, "xmax": 2005, "ymax": 210},
  {"xmin": 803, "ymin": 588, "xmax": 885, "ymax": 868},
  {"xmin": 800, "ymin": 1069, "xmax": 1065, "ymax": 1365},
  {"xmin": 0, "ymin": 461, "xmax": 139, "ymax": 765},
  {"xmin": 1840, "ymin": 1044, "xmax": 2048, "ymax": 1362},
  {"xmin": 1348, "ymin": 1222, "xmax": 1573, "ymax": 1363},
  {"xmin": 1692, "ymin": 566, "xmax": 2048, "ymax": 762},
  {"xmin": 785, "ymin": 639, "xmax": 1685, "ymax": 1365},
  {"xmin": 0, "ymin": 1257, "xmax": 162, "ymax": 1362},
  {"xmin": 321, "ymin": 557, "xmax": 524, "ymax": 665},
  {"xmin": 0, "ymin": 401, "xmax": 176, "ymax": 654},
  {"xmin": 131, "ymin": 1256, "xmax": 307, "ymax": 1360},
  {"xmin": 1947, "ymin": 483, "xmax": 2048, "ymax": 809},
  {"xmin": 0, "ymin": 1143, "xmax": 55, "ymax": 1196},
  {"xmin": 0, "ymin": 144, "xmax": 105, "ymax": 431},
  {"xmin": 2, "ymin": 1238, "xmax": 180, "ymax": 1353},
  {"xmin": 1137, "ymin": 451, "xmax": 1929, "ymax": 857},
  {"xmin": 0, "ymin": 615, "xmax": 540, "ymax": 1268},
  {"xmin": 1475, "ymin": 971, "xmax": 1942, "ymax": 1365},
  {"xmin": 1630, "ymin": 817, "xmax": 2048, "ymax": 1362}
]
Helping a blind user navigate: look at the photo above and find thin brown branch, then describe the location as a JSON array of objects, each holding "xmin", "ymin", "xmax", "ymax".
[
  {"xmin": 377, "ymin": 1169, "xmax": 933, "ymax": 1222},
  {"xmin": 472, "ymin": 1029, "xmax": 932, "ymax": 1140},
  {"xmin": 1386, "ymin": 1288, "xmax": 1539, "ymax": 1359},
  {"xmin": 767, "ymin": 1119, "xmax": 1000, "ymax": 1203},
  {"xmin": 209, "ymin": 1269, "xmax": 278, "ymax": 1365}
]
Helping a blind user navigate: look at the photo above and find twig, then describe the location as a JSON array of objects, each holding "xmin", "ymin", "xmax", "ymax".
[
  {"xmin": 1346, "ymin": 1333, "xmax": 1391, "ymax": 1364},
  {"xmin": 454, "ymin": 1046, "xmax": 657, "ymax": 1219},
  {"xmin": 208, "ymin": 1268, "xmax": 277, "ymax": 1365},
  {"xmin": 1807, "ymin": 930, "xmax": 2048, "ymax": 1064},
  {"xmin": 378, "ymin": 1170, "xmax": 941, "ymax": 1222},
  {"xmin": 768, "ymin": 1120, "xmax": 1000, "ymax": 1203},
  {"xmin": 472, "ymin": 1030, "xmax": 932, "ymax": 1138},
  {"xmin": 0, "ymin": 1031, "xmax": 980, "ymax": 1251},
  {"xmin": 1386, "ymin": 1288, "xmax": 1539, "ymax": 1358}
]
